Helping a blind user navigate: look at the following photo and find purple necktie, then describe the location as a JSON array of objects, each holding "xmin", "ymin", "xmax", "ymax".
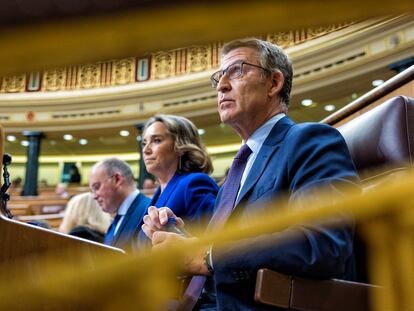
[{"xmin": 178, "ymin": 144, "xmax": 252, "ymax": 311}]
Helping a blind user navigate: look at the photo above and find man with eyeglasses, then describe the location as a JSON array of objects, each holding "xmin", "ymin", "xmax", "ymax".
[
  {"xmin": 142, "ymin": 38, "xmax": 359, "ymax": 310},
  {"xmin": 89, "ymin": 157, "xmax": 150, "ymax": 250}
]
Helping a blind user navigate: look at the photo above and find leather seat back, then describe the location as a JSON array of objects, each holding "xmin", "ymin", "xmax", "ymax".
[{"xmin": 337, "ymin": 95, "xmax": 414, "ymax": 282}]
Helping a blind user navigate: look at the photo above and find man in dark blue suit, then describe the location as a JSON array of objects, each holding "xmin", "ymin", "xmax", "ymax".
[
  {"xmin": 89, "ymin": 158, "xmax": 150, "ymax": 250},
  {"xmin": 142, "ymin": 38, "xmax": 359, "ymax": 310}
]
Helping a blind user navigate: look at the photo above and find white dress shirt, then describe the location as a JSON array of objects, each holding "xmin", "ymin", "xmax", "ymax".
[
  {"xmin": 237, "ymin": 113, "xmax": 285, "ymax": 200},
  {"xmin": 113, "ymin": 189, "xmax": 140, "ymax": 235}
]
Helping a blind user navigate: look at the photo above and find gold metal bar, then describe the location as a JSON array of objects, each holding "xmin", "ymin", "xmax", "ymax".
[
  {"xmin": 363, "ymin": 219, "xmax": 398, "ymax": 311},
  {"xmin": 0, "ymin": 1, "xmax": 413, "ymax": 76}
]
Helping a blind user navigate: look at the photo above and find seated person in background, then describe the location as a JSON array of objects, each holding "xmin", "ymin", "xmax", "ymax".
[
  {"xmin": 39, "ymin": 179, "xmax": 48, "ymax": 187},
  {"xmin": 59, "ymin": 192, "xmax": 112, "ymax": 243},
  {"xmin": 9, "ymin": 177, "xmax": 23, "ymax": 195},
  {"xmin": 141, "ymin": 177, "xmax": 157, "ymax": 195},
  {"xmin": 55, "ymin": 182, "xmax": 69, "ymax": 198},
  {"xmin": 89, "ymin": 158, "xmax": 150, "ymax": 250},
  {"xmin": 137, "ymin": 115, "xmax": 218, "ymax": 247},
  {"xmin": 10, "ymin": 177, "xmax": 22, "ymax": 189},
  {"xmin": 142, "ymin": 178, "xmax": 156, "ymax": 190},
  {"xmin": 69, "ymin": 164, "xmax": 82, "ymax": 184},
  {"xmin": 142, "ymin": 38, "xmax": 360, "ymax": 310}
]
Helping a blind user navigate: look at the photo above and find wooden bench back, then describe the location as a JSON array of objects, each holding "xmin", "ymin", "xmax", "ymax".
[{"xmin": 9, "ymin": 196, "xmax": 68, "ymax": 214}]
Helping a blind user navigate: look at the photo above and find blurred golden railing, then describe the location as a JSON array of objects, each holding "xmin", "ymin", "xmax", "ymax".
[
  {"xmin": 1, "ymin": 0, "xmax": 414, "ymax": 77},
  {"xmin": 0, "ymin": 170, "xmax": 414, "ymax": 310}
]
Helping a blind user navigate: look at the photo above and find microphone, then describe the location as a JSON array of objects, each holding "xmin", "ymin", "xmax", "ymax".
[
  {"xmin": 0, "ymin": 153, "xmax": 13, "ymax": 218},
  {"xmin": 3, "ymin": 153, "xmax": 11, "ymax": 166},
  {"xmin": 0, "ymin": 153, "xmax": 12, "ymax": 194}
]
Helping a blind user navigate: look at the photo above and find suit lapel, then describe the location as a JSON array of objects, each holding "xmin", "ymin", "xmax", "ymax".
[
  {"xmin": 112, "ymin": 193, "xmax": 142, "ymax": 245},
  {"xmin": 137, "ymin": 172, "xmax": 184, "ymax": 244},
  {"xmin": 149, "ymin": 187, "xmax": 161, "ymax": 206},
  {"xmin": 154, "ymin": 172, "xmax": 183, "ymax": 207},
  {"xmin": 235, "ymin": 116, "xmax": 294, "ymax": 206}
]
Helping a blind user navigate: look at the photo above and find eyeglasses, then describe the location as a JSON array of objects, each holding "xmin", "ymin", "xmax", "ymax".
[
  {"xmin": 90, "ymin": 175, "xmax": 114, "ymax": 194},
  {"xmin": 210, "ymin": 60, "xmax": 271, "ymax": 88}
]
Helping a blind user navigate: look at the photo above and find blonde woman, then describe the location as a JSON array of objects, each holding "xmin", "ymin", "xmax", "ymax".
[{"xmin": 59, "ymin": 192, "xmax": 112, "ymax": 242}]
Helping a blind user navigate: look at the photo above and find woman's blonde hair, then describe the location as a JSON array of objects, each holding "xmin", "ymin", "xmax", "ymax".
[
  {"xmin": 59, "ymin": 192, "xmax": 112, "ymax": 234},
  {"xmin": 144, "ymin": 115, "xmax": 213, "ymax": 174}
]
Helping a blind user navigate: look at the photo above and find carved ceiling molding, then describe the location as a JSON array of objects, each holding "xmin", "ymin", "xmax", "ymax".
[{"xmin": 0, "ymin": 24, "xmax": 351, "ymax": 94}]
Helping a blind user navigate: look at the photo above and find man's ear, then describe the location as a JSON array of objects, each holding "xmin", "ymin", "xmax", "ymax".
[
  {"xmin": 113, "ymin": 172, "xmax": 123, "ymax": 186},
  {"xmin": 268, "ymin": 71, "xmax": 284, "ymax": 97}
]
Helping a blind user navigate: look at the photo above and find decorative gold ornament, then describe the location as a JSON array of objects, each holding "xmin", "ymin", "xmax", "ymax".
[
  {"xmin": 0, "ymin": 23, "xmax": 354, "ymax": 93},
  {"xmin": 43, "ymin": 68, "xmax": 66, "ymax": 91},
  {"xmin": 152, "ymin": 51, "xmax": 175, "ymax": 79},
  {"xmin": 187, "ymin": 45, "xmax": 212, "ymax": 73},
  {"xmin": 0, "ymin": 74, "xmax": 25, "ymax": 93},
  {"xmin": 78, "ymin": 63, "xmax": 101, "ymax": 89},
  {"xmin": 112, "ymin": 58, "xmax": 134, "ymax": 85}
]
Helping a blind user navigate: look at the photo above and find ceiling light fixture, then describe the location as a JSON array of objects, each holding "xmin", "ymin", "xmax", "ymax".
[
  {"xmin": 21, "ymin": 140, "xmax": 29, "ymax": 147},
  {"xmin": 301, "ymin": 99, "xmax": 313, "ymax": 107},
  {"xmin": 79, "ymin": 139, "xmax": 88, "ymax": 145},
  {"xmin": 198, "ymin": 128, "xmax": 206, "ymax": 135},
  {"xmin": 324, "ymin": 104, "xmax": 336, "ymax": 112},
  {"xmin": 63, "ymin": 134, "xmax": 73, "ymax": 141},
  {"xmin": 120, "ymin": 130, "xmax": 130, "ymax": 137},
  {"xmin": 6, "ymin": 135, "xmax": 16, "ymax": 142}
]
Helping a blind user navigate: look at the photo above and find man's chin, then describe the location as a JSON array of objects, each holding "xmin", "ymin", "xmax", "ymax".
[
  {"xmin": 220, "ymin": 117, "xmax": 236, "ymax": 129},
  {"xmin": 219, "ymin": 113, "xmax": 232, "ymax": 125}
]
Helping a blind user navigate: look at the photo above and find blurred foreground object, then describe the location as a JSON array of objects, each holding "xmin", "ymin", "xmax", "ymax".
[{"xmin": 0, "ymin": 0, "xmax": 414, "ymax": 76}]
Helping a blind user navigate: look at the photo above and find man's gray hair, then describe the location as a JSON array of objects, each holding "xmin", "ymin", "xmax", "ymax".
[
  {"xmin": 94, "ymin": 158, "xmax": 135, "ymax": 184},
  {"xmin": 221, "ymin": 38, "xmax": 293, "ymax": 107}
]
